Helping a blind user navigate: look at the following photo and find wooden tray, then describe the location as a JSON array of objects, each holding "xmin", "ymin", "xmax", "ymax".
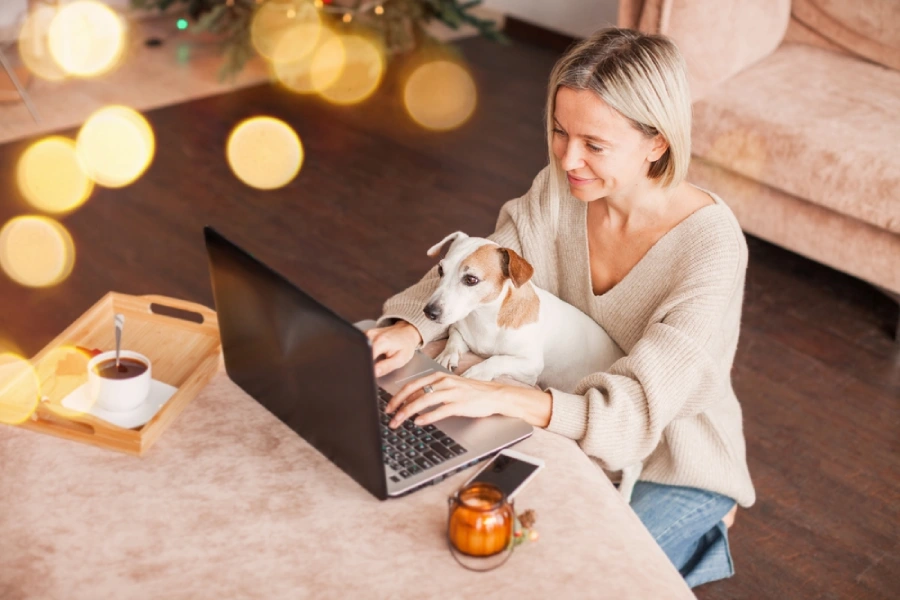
[{"xmin": 20, "ymin": 292, "xmax": 221, "ymax": 456}]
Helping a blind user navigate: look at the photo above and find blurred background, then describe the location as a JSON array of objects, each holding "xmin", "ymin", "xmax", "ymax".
[{"xmin": 0, "ymin": 2, "xmax": 897, "ymax": 599}]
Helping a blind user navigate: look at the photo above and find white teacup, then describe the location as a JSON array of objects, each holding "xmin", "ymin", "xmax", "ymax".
[{"xmin": 87, "ymin": 350, "xmax": 152, "ymax": 412}]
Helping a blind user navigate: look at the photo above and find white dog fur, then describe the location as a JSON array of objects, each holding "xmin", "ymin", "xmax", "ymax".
[{"xmin": 421, "ymin": 232, "xmax": 642, "ymax": 501}]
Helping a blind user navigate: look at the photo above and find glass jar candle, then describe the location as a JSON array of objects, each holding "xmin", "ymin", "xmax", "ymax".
[{"xmin": 447, "ymin": 482, "xmax": 515, "ymax": 569}]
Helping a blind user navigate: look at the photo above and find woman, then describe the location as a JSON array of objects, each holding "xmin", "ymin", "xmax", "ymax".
[{"xmin": 366, "ymin": 27, "xmax": 755, "ymax": 588}]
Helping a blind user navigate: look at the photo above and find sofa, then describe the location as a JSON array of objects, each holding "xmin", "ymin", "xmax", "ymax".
[{"xmin": 619, "ymin": 0, "xmax": 900, "ymax": 337}]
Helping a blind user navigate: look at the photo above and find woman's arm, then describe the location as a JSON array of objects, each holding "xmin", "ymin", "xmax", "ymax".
[{"xmin": 384, "ymin": 372, "xmax": 553, "ymax": 428}]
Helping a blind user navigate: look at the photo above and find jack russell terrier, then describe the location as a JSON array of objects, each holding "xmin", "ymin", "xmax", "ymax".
[
  {"xmin": 422, "ymin": 231, "xmax": 643, "ymax": 501},
  {"xmin": 423, "ymin": 231, "xmax": 624, "ymax": 391}
]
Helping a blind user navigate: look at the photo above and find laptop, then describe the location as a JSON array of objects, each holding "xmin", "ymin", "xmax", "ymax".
[{"xmin": 203, "ymin": 227, "xmax": 533, "ymax": 500}]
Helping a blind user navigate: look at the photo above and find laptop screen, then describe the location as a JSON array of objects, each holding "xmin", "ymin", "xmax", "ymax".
[{"xmin": 204, "ymin": 227, "xmax": 388, "ymax": 500}]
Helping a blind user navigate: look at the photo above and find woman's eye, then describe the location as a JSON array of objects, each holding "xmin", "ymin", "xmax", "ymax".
[
  {"xmin": 463, "ymin": 275, "xmax": 479, "ymax": 286},
  {"xmin": 552, "ymin": 128, "xmax": 566, "ymax": 136},
  {"xmin": 437, "ymin": 265, "xmax": 444, "ymax": 277},
  {"xmin": 587, "ymin": 144, "xmax": 602, "ymax": 153}
]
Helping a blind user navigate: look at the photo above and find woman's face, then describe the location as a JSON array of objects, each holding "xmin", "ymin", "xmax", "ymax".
[{"xmin": 551, "ymin": 86, "xmax": 666, "ymax": 203}]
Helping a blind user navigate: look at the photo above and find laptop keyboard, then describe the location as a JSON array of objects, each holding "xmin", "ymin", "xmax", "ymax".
[{"xmin": 377, "ymin": 388, "xmax": 468, "ymax": 481}]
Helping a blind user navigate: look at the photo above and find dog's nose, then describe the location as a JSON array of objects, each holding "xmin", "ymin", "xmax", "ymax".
[{"xmin": 423, "ymin": 303, "xmax": 442, "ymax": 322}]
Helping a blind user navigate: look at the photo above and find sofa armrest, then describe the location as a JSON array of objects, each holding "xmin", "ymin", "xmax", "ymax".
[{"xmin": 618, "ymin": 0, "xmax": 792, "ymax": 101}]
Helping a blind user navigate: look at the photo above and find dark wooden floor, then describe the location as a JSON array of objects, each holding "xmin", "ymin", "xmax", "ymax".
[{"xmin": 1, "ymin": 36, "xmax": 898, "ymax": 599}]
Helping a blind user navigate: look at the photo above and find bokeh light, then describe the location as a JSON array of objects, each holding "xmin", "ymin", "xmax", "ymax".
[
  {"xmin": 0, "ymin": 336, "xmax": 23, "ymax": 358},
  {"xmin": 47, "ymin": 0, "xmax": 126, "ymax": 78},
  {"xmin": 226, "ymin": 117, "xmax": 304, "ymax": 190},
  {"xmin": 251, "ymin": 0, "xmax": 320, "ymax": 61},
  {"xmin": 17, "ymin": 137, "xmax": 93, "ymax": 214},
  {"xmin": 404, "ymin": 60, "xmax": 477, "ymax": 131},
  {"xmin": 316, "ymin": 35, "xmax": 384, "ymax": 105},
  {"xmin": 76, "ymin": 106, "xmax": 155, "ymax": 188},
  {"xmin": 18, "ymin": 4, "xmax": 66, "ymax": 82},
  {"xmin": 0, "ymin": 216, "xmax": 76, "ymax": 288},
  {"xmin": 0, "ymin": 353, "xmax": 41, "ymax": 426},
  {"xmin": 273, "ymin": 25, "xmax": 338, "ymax": 94},
  {"xmin": 35, "ymin": 345, "xmax": 92, "ymax": 414}
]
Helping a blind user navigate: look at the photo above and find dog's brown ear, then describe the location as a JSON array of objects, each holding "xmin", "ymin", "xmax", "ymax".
[
  {"xmin": 427, "ymin": 231, "xmax": 468, "ymax": 258},
  {"xmin": 498, "ymin": 248, "xmax": 534, "ymax": 288}
]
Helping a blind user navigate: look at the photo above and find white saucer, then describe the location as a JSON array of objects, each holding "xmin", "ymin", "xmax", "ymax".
[{"xmin": 60, "ymin": 379, "xmax": 178, "ymax": 429}]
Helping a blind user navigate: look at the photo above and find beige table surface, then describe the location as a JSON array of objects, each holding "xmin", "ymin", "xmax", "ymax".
[{"xmin": 0, "ymin": 362, "xmax": 695, "ymax": 599}]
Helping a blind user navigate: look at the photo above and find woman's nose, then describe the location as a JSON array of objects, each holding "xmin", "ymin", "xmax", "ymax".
[{"xmin": 559, "ymin": 143, "xmax": 584, "ymax": 171}]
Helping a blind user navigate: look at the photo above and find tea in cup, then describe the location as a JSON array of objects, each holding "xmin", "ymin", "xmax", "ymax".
[{"xmin": 87, "ymin": 350, "xmax": 152, "ymax": 412}]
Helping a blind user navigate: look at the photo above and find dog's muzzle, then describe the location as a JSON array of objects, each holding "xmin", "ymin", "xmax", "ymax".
[{"xmin": 423, "ymin": 303, "xmax": 442, "ymax": 322}]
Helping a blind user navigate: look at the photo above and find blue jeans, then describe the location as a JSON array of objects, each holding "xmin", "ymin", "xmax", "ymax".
[{"xmin": 630, "ymin": 482, "xmax": 737, "ymax": 588}]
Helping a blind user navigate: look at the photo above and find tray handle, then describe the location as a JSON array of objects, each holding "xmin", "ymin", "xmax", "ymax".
[{"xmin": 140, "ymin": 295, "xmax": 218, "ymax": 331}]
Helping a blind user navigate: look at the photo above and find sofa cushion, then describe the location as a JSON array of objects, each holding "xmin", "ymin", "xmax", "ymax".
[
  {"xmin": 619, "ymin": 0, "xmax": 792, "ymax": 102},
  {"xmin": 793, "ymin": 0, "xmax": 900, "ymax": 71},
  {"xmin": 692, "ymin": 42, "xmax": 900, "ymax": 234}
]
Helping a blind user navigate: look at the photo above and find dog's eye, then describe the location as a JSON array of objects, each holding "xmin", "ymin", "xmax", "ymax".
[
  {"xmin": 463, "ymin": 275, "xmax": 479, "ymax": 286},
  {"xmin": 437, "ymin": 265, "xmax": 444, "ymax": 277}
]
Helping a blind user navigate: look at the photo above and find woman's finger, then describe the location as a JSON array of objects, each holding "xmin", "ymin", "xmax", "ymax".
[
  {"xmin": 375, "ymin": 347, "xmax": 408, "ymax": 378},
  {"xmin": 389, "ymin": 388, "xmax": 451, "ymax": 428},
  {"xmin": 386, "ymin": 371, "xmax": 451, "ymax": 414},
  {"xmin": 412, "ymin": 402, "xmax": 459, "ymax": 427}
]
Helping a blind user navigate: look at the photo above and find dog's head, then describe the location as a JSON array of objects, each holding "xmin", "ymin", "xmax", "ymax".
[{"xmin": 422, "ymin": 231, "xmax": 534, "ymax": 325}]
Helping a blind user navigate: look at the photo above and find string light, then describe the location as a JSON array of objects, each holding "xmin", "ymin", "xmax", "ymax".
[
  {"xmin": 342, "ymin": 13, "xmax": 352, "ymax": 23},
  {"xmin": 375, "ymin": 5, "xmax": 384, "ymax": 15}
]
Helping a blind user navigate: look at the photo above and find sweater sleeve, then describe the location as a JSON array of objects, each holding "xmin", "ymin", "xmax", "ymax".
[
  {"xmin": 545, "ymin": 224, "xmax": 747, "ymax": 471},
  {"xmin": 377, "ymin": 168, "xmax": 552, "ymax": 344}
]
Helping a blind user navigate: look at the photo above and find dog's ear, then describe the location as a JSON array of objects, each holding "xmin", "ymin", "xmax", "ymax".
[
  {"xmin": 498, "ymin": 248, "xmax": 534, "ymax": 288},
  {"xmin": 427, "ymin": 231, "xmax": 468, "ymax": 258}
]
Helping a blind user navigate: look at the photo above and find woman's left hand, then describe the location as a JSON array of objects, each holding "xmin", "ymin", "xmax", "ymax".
[{"xmin": 385, "ymin": 372, "xmax": 512, "ymax": 429}]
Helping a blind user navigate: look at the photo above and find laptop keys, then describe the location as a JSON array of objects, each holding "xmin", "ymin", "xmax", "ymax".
[
  {"xmin": 423, "ymin": 450, "xmax": 443, "ymax": 464},
  {"xmin": 378, "ymin": 387, "xmax": 469, "ymax": 478},
  {"xmin": 430, "ymin": 443, "xmax": 452, "ymax": 460}
]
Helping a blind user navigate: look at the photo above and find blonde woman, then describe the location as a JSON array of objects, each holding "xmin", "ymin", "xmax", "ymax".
[{"xmin": 367, "ymin": 27, "xmax": 754, "ymax": 587}]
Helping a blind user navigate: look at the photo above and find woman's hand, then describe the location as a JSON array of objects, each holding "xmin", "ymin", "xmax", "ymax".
[
  {"xmin": 366, "ymin": 321, "xmax": 423, "ymax": 377},
  {"xmin": 385, "ymin": 371, "xmax": 554, "ymax": 429}
]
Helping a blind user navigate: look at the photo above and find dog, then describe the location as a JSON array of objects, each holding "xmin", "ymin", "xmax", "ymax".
[
  {"xmin": 422, "ymin": 232, "xmax": 643, "ymax": 501},
  {"xmin": 423, "ymin": 231, "xmax": 624, "ymax": 392}
]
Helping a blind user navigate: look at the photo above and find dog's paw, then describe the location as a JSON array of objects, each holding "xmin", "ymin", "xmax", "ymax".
[
  {"xmin": 460, "ymin": 362, "xmax": 499, "ymax": 382},
  {"xmin": 435, "ymin": 349, "xmax": 460, "ymax": 371}
]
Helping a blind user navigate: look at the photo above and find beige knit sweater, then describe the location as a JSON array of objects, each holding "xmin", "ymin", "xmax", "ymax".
[{"xmin": 378, "ymin": 167, "xmax": 756, "ymax": 507}]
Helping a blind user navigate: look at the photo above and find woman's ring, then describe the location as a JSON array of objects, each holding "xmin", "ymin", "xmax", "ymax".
[{"xmin": 423, "ymin": 384, "xmax": 434, "ymax": 394}]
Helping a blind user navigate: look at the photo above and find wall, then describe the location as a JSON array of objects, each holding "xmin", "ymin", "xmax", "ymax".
[{"xmin": 485, "ymin": 0, "xmax": 618, "ymax": 38}]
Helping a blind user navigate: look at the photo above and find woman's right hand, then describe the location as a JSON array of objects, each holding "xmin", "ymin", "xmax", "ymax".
[{"xmin": 366, "ymin": 321, "xmax": 423, "ymax": 378}]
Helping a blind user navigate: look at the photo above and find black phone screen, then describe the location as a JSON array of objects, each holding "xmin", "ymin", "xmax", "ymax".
[{"xmin": 472, "ymin": 453, "xmax": 539, "ymax": 498}]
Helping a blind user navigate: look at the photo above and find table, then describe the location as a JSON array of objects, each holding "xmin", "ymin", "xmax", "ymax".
[{"xmin": 0, "ymin": 366, "xmax": 695, "ymax": 599}]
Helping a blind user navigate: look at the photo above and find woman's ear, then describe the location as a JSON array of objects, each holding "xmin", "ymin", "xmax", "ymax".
[{"xmin": 648, "ymin": 133, "xmax": 669, "ymax": 163}]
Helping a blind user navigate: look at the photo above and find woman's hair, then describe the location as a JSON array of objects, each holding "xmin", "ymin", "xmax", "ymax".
[{"xmin": 545, "ymin": 27, "xmax": 692, "ymax": 216}]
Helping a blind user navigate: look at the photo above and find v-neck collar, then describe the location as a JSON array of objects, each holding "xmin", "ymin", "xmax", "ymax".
[{"xmin": 575, "ymin": 191, "xmax": 725, "ymax": 300}]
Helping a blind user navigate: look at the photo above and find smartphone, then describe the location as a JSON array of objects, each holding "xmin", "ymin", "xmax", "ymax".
[{"xmin": 464, "ymin": 449, "xmax": 545, "ymax": 501}]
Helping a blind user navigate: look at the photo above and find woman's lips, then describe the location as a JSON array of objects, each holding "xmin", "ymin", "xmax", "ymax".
[{"xmin": 567, "ymin": 173, "xmax": 596, "ymax": 187}]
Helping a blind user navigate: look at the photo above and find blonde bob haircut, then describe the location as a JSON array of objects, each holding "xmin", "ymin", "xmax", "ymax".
[{"xmin": 546, "ymin": 27, "xmax": 692, "ymax": 217}]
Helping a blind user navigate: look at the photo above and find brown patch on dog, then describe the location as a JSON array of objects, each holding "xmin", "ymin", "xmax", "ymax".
[
  {"xmin": 499, "ymin": 248, "xmax": 534, "ymax": 288},
  {"xmin": 461, "ymin": 245, "xmax": 506, "ymax": 303},
  {"xmin": 497, "ymin": 284, "xmax": 539, "ymax": 329}
]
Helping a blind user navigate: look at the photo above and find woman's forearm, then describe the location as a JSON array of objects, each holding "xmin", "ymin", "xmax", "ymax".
[{"xmin": 506, "ymin": 386, "xmax": 553, "ymax": 428}]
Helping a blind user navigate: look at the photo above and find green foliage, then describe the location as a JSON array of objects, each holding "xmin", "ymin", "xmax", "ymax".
[{"xmin": 130, "ymin": 0, "xmax": 508, "ymax": 81}]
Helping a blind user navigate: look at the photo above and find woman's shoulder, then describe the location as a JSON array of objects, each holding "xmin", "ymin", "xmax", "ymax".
[{"xmin": 665, "ymin": 187, "xmax": 748, "ymax": 283}]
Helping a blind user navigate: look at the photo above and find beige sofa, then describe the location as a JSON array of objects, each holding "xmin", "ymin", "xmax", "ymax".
[{"xmin": 619, "ymin": 0, "xmax": 900, "ymax": 336}]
